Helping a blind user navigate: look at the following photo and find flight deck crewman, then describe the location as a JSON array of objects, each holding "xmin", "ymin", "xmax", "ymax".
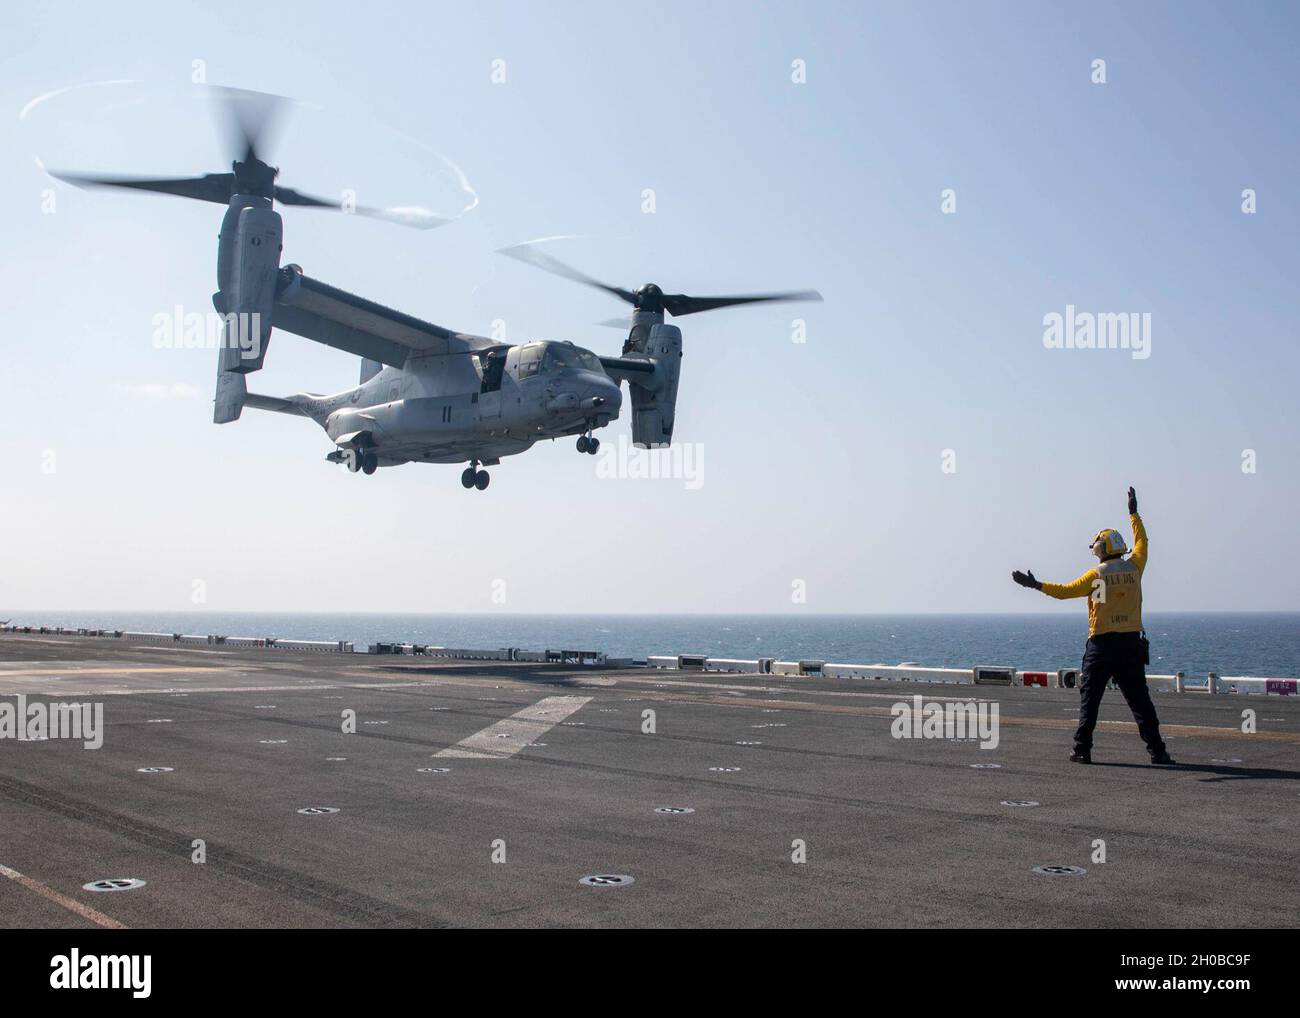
[{"xmin": 1010, "ymin": 487, "xmax": 1174, "ymax": 766}]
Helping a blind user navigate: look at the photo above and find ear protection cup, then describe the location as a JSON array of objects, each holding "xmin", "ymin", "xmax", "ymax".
[{"xmin": 1091, "ymin": 529, "xmax": 1127, "ymax": 557}]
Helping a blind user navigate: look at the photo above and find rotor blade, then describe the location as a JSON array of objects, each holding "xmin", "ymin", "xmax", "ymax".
[
  {"xmin": 48, "ymin": 170, "xmax": 234, "ymax": 205},
  {"xmin": 661, "ymin": 290, "xmax": 823, "ymax": 317},
  {"xmin": 360, "ymin": 205, "xmax": 452, "ymax": 230},
  {"xmin": 497, "ymin": 242, "xmax": 637, "ymax": 306},
  {"xmin": 597, "ymin": 316, "xmax": 635, "ymax": 329},
  {"xmin": 272, "ymin": 185, "xmax": 337, "ymax": 208},
  {"xmin": 212, "ymin": 86, "xmax": 288, "ymax": 165},
  {"xmin": 274, "ymin": 185, "xmax": 451, "ymax": 229}
]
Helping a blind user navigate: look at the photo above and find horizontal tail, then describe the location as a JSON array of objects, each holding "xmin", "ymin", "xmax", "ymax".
[
  {"xmin": 216, "ymin": 378, "xmax": 311, "ymax": 422},
  {"xmin": 244, "ymin": 392, "xmax": 309, "ymax": 416}
]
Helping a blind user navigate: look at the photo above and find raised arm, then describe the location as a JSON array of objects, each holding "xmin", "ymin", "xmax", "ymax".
[{"xmin": 1128, "ymin": 486, "xmax": 1148, "ymax": 574}]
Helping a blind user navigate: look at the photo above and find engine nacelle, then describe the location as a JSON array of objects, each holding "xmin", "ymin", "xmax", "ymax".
[
  {"xmin": 216, "ymin": 198, "xmax": 281, "ymax": 376},
  {"xmin": 213, "ymin": 197, "xmax": 282, "ymax": 424},
  {"xmin": 629, "ymin": 322, "xmax": 682, "ymax": 448}
]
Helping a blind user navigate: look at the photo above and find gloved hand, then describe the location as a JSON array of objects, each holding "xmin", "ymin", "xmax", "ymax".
[
  {"xmin": 1128, "ymin": 486, "xmax": 1138, "ymax": 514},
  {"xmin": 1012, "ymin": 569, "xmax": 1041, "ymax": 589}
]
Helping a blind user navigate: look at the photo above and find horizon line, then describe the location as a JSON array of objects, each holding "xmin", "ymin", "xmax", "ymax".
[{"xmin": 4, "ymin": 608, "xmax": 1298, "ymax": 618}]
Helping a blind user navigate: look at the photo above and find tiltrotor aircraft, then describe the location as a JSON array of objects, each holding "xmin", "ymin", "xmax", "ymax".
[{"xmin": 53, "ymin": 89, "xmax": 821, "ymax": 489}]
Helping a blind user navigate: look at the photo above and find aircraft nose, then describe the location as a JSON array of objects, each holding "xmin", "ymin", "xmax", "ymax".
[{"xmin": 578, "ymin": 372, "xmax": 621, "ymax": 413}]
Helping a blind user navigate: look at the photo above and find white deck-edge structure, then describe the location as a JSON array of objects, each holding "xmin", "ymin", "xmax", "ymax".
[
  {"xmin": 1, "ymin": 625, "xmax": 353, "ymax": 653},
  {"xmin": 647, "ymin": 655, "xmax": 1298, "ymax": 697},
  {"xmin": 2, "ymin": 625, "xmax": 1295, "ymax": 694}
]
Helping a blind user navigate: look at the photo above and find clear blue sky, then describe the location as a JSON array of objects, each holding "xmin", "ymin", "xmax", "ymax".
[{"xmin": 2, "ymin": 0, "xmax": 1297, "ymax": 614}]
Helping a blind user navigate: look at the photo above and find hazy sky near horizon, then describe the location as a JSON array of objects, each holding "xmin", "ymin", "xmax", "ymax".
[{"xmin": 2, "ymin": 1, "xmax": 1298, "ymax": 615}]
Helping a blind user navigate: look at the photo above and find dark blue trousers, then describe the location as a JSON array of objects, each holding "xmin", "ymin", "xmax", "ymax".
[{"xmin": 1075, "ymin": 632, "xmax": 1167, "ymax": 758}]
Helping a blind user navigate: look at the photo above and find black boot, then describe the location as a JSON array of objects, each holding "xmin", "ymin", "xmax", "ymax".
[
  {"xmin": 1150, "ymin": 749, "xmax": 1176, "ymax": 765},
  {"xmin": 1069, "ymin": 749, "xmax": 1092, "ymax": 764}
]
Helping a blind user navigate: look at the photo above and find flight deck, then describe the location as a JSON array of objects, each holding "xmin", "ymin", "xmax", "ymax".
[{"xmin": 1, "ymin": 632, "xmax": 1297, "ymax": 928}]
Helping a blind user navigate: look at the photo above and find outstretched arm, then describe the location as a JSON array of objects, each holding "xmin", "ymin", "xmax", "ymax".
[
  {"xmin": 1039, "ymin": 569, "xmax": 1101, "ymax": 600},
  {"xmin": 1012, "ymin": 567, "xmax": 1098, "ymax": 598},
  {"xmin": 1128, "ymin": 486, "xmax": 1148, "ymax": 574}
]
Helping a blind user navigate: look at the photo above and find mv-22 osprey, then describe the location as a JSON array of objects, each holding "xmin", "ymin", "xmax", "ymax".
[{"xmin": 53, "ymin": 90, "xmax": 821, "ymax": 489}]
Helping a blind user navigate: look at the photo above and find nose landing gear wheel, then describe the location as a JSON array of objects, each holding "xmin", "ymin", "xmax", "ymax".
[
  {"xmin": 576, "ymin": 435, "xmax": 590, "ymax": 454},
  {"xmin": 462, "ymin": 463, "xmax": 491, "ymax": 490},
  {"xmin": 361, "ymin": 452, "xmax": 378, "ymax": 475},
  {"xmin": 577, "ymin": 434, "xmax": 600, "ymax": 455}
]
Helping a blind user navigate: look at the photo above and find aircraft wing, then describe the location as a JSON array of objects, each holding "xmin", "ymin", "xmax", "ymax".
[
  {"xmin": 272, "ymin": 264, "xmax": 492, "ymax": 368},
  {"xmin": 598, "ymin": 355, "xmax": 657, "ymax": 383}
]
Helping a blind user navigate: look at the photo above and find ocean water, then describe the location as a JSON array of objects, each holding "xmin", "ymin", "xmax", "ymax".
[{"xmin": 4, "ymin": 610, "xmax": 1298, "ymax": 679}]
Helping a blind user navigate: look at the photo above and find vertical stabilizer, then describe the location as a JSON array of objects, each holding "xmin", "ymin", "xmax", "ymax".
[{"xmin": 214, "ymin": 366, "xmax": 248, "ymax": 423}]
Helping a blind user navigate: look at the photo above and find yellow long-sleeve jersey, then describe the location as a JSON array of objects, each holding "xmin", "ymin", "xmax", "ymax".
[{"xmin": 1040, "ymin": 513, "xmax": 1147, "ymax": 636}]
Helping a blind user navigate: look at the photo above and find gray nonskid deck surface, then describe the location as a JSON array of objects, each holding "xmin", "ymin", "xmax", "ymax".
[{"xmin": 1, "ymin": 634, "xmax": 1297, "ymax": 928}]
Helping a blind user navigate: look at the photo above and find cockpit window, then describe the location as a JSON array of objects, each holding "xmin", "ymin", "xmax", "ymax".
[
  {"xmin": 542, "ymin": 343, "xmax": 601, "ymax": 373},
  {"xmin": 516, "ymin": 343, "xmax": 544, "ymax": 379}
]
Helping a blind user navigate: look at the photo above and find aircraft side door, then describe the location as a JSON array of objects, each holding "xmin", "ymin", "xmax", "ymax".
[{"xmin": 478, "ymin": 350, "xmax": 507, "ymax": 419}]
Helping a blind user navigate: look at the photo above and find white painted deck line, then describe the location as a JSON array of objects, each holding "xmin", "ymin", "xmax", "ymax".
[
  {"xmin": 435, "ymin": 695, "xmax": 592, "ymax": 759},
  {"xmin": 0, "ymin": 863, "xmax": 127, "ymax": 929}
]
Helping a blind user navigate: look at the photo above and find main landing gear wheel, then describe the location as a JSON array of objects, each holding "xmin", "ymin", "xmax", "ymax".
[
  {"xmin": 346, "ymin": 449, "xmax": 377, "ymax": 475},
  {"xmin": 576, "ymin": 435, "xmax": 599, "ymax": 455},
  {"xmin": 462, "ymin": 464, "xmax": 490, "ymax": 490}
]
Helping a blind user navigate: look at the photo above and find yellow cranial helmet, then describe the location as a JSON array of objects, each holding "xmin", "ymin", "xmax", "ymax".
[{"xmin": 1091, "ymin": 528, "xmax": 1127, "ymax": 557}]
